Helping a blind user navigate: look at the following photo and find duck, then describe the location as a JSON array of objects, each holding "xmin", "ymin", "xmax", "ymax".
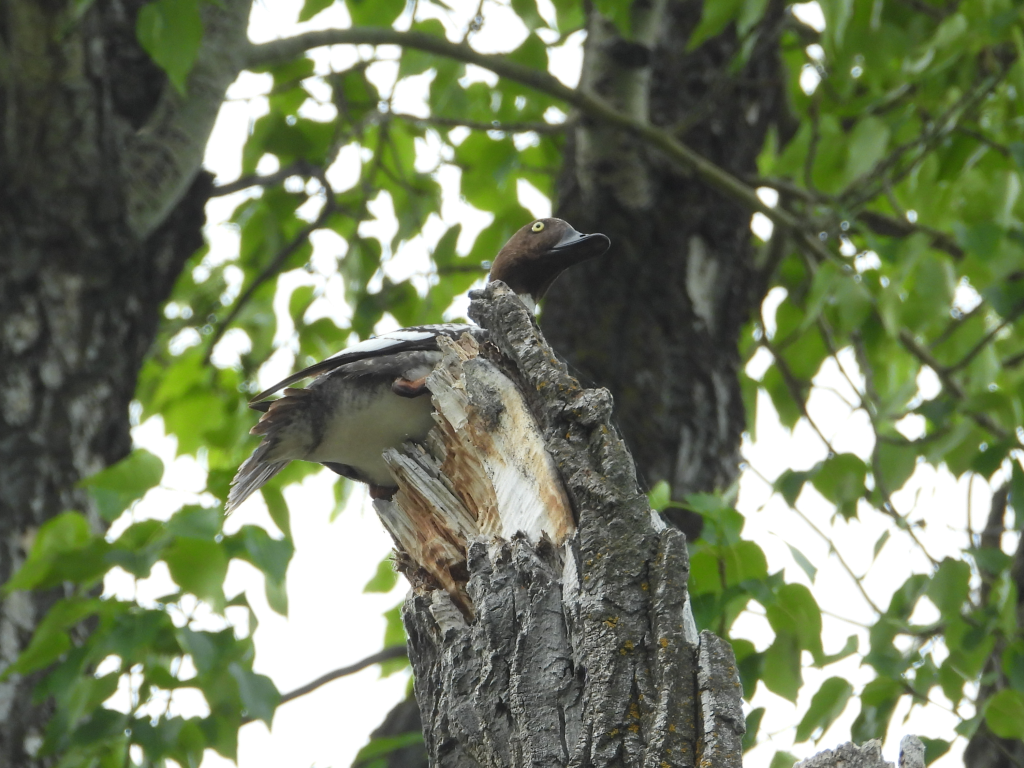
[{"xmin": 226, "ymin": 218, "xmax": 611, "ymax": 513}]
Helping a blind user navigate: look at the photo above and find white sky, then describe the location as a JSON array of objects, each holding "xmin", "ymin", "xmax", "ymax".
[{"xmin": 103, "ymin": 1, "xmax": 1017, "ymax": 766}]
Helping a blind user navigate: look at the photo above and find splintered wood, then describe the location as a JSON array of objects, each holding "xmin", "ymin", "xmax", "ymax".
[{"xmin": 373, "ymin": 333, "xmax": 575, "ymax": 611}]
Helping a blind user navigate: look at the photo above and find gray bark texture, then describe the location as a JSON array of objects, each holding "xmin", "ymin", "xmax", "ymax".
[
  {"xmin": 544, "ymin": 0, "xmax": 794, "ymax": 538},
  {"xmin": 384, "ymin": 282, "xmax": 743, "ymax": 768},
  {"xmin": 795, "ymin": 737, "xmax": 925, "ymax": 768},
  {"xmin": 0, "ymin": 1, "xmax": 249, "ymax": 763}
]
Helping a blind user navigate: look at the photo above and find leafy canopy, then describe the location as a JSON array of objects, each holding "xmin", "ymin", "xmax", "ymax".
[{"xmin": 7, "ymin": 0, "xmax": 1024, "ymax": 766}]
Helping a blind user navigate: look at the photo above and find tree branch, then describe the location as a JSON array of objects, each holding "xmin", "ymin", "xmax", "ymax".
[
  {"xmin": 244, "ymin": 27, "xmax": 835, "ymax": 263},
  {"xmin": 389, "ymin": 111, "xmax": 567, "ymax": 135},
  {"xmin": 897, "ymin": 330, "xmax": 1016, "ymax": 444},
  {"xmin": 204, "ymin": 192, "xmax": 337, "ymax": 362},
  {"xmin": 241, "ymin": 646, "xmax": 408, "ymax": 725},
  {"xmin": 211, "ymin": 160, "xmax": 319, "ymax": 197},
  {"xmin": 124, "ymin": 0, "xmax": 254, "ymax": 238}
]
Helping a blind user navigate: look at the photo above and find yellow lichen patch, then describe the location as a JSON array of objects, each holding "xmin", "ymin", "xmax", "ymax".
[
  {"xmin": 662, "ymin": 762, "xmax": 671, "ymax": 768},
  {"xmin": 641, "ymin": 582, "xmax": 649, "ymax": 590},
  {"xmin": 668, "ymin": 724, "xmax": 676, "ymax": 732},
  {"xmin": 629, "ymin": 703, "xmax": 640, "ymax": 719},
  {"xmin": 628, "ymin": 723, "xmax": 640, "ymax": 733},
  {"xmin": 623, "ymin": 640, "xmax": 634, "ymax": 652},
  {"xmin": 660, "ymin": 637, "xmax": 669, "ymax": 648},
  {"xmin": 604, "ymin": 616, "xmax": 619, "ymax": 628},
  {"xmin": 608, "ymin": 728, "xmax": 619, "ymax": 737}
]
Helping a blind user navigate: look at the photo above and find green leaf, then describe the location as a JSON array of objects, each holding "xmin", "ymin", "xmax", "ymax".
[
  {"xmin": 767, "ymin": 583, "xmax": 823, "ymax": 659},
  {"xmin": 511, "ymin": 0, "xmax": 547, "ymax": 30},
  {"xmin": 688, "ymin": 0, "xmax": 743, "ymax": 50},
  {"xmin": 723, "ymin": 541, "xmax": 768, "ymax": 586},
  {"xmin": 926, "ymin": 558, "xmax": 970, "ymax": 618},
  {"xmin": 769, "ymin": 752, "xmax": 798, "ymax": 768},
  {"xmin": 984, "ymin": 690, "xmax": 1024, "ymax": 739},
  {"xmin": 5, "ymin": 511, "xmax": 98, "ymax": 592},
  {"xmin": 228, "ymin": 662, "xmax": 279, "ymax": 727},
  {"xmin": 164, "ymin": 538, "xmax": 228, "ymax": 608},
  {"xmin": 1009, "ymin": 459, "xmax": 1024, "ymax": 530},
  {"xmin": 231, "ymin": 526, "xmax": 293, "ymax": 585},
  {"xmin": 786, "ymin": 544, "xmax": 817, "ymax": 582},
  {"xmin": 647, "ymin": 480, "xmax": 672, "ymax": 512},
  {"xmin": 742, "ymin": 707, "xmax": 765, "ymax": 751},
  {"xmin": 775, "ymin": 469, "xmax": 810, "ymax": 506},
  {"xmin": 550, "ymin": 0, "xmax": 584, "ymax": 32},
  {"xmin": 844, "ymin": 117, "xmax": 890, "ymax": 183},
  {"xmin": 298, "ymin": 0, "xmax": 334, "ymax": 22},
  {"xmin": 80, "ymin": 449, "xmax": 164, "ymax": 522},
  {"xmin": 167, "ymin": 505, "xmax": 221, "ymax": 540},
  {"xmin": 592, "ymin": 0, "xmax": 632, "ymax": 37},
  {"xmin": 136, "ymin": 0, "xmax": 204, "ymax": 94},
  {"xmin": 810, "ymin": 453, "xmax": 866, "ymax": 519},
  {"xmin": 364, "ymin": 557, "xmax": 399, "ymax": 593},
  {"xmin": 381, "ymin": 605, "xmax": 408, "ymax": 676},
  {"xmin": 260, "ymin": 485, "xmax": 292, "ymax": 538},
  {"xmin": 795, "ymin": 677, "xmax": 853, "ymax": 743},
  {"xmin": 353, "ymin": 732, "xmax": 425, "ymax": 766},
  {"xmin": 762, "ymin": 632, "xmax": 801, "ymax": 701},
  {"xmin": 852, "ymin": 677, "xmax": 901, "ymax": 742},
  {"xmin": 345, "ymin": 0, "xmax": 405, "ymax": 27},
  {"xmin": 874, "ymin": 440, "xmax": 917, "ymax": 495},
  {"xmin": 919, "ymin": 738, "xmax": 951, "ymax": 765}
]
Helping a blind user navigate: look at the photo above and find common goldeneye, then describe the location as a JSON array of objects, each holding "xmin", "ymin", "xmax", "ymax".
[{"xmin": 226, "ymin": 218, "xmax": 610, "ymax": 513}]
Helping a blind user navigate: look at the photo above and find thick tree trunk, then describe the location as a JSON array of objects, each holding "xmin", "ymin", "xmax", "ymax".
[
  {"xmin": 0, "ymin": 1, "xmax": 247, "ymax": 763},
  {"xmin": 545, "ymin": 0, "xmax": 793, "ymax": 535},
  {"xmin": 379, "ymin": 283, "xmax": 745, "ymax": 767}
]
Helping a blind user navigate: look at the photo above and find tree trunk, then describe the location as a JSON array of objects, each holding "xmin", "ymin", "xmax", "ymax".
[
  {"xmin": 544, "ymin": 0, "xmax": 793, "ymax": 536},
  {"xmin": 379, "ymin": 285, "xmax": 929, "ymax": 768},
  {"xmin": 379, "ymin": 283, "xmax": 745, "ymax": 767},
  {"xmin": 0, "ymin": 1, "xmax": 247, "ymax": 763}
]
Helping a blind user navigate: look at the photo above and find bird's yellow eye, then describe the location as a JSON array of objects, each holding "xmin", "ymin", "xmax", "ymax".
[{"xmin": 531, "ymin": 221, "xmax": 545, "ymax": 232}]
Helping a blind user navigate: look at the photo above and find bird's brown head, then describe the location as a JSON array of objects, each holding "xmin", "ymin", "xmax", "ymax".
[{"xmin": 487, "ymin": 218, "xmax": 610, "ymax": 309}]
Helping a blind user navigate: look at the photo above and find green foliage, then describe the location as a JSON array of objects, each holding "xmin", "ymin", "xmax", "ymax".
[
  {"xmin": 12, "ymin": 0, "xmax": 1015, "ymax": 764},
  {"xmin": 3, "ymin": 496, "xmax": 292, "ymax": 762},
  {"xmin": 137, "ymin": 0, "xmax": 205, "ymax": 94}
]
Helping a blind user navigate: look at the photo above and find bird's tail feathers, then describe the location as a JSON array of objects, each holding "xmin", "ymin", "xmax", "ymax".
[{"xmin": 226, "ymin": 448, "xmax": 286, "ymax": 515}]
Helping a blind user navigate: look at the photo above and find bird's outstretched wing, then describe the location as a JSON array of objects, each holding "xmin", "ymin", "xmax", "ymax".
[{"xmin": 248, "ymin": 324, "xmax": 480, "ymax": 407}]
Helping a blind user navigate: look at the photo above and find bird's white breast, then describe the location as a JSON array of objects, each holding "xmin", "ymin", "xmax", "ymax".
[{"xmin": 305, "ymin": 384, "xmax": 437, "ymax": 486}]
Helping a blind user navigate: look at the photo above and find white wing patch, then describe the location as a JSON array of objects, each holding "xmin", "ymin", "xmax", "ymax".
[{"xmin": 326, "ymin": 325, "xmax": 471, "ymax": 361}]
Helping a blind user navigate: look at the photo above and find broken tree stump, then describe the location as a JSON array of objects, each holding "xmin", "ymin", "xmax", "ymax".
[
  {"xmin": 372, "ymin": 280, "xmax": 741, "ymax": 768},
  {"xmin": 370, "ymin": 281, "xmax": 928, "ymax": 767}
]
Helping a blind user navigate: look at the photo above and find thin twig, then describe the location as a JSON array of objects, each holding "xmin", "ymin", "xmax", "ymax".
[
  {"xmin": 241, "ymin": 646, "xmax": 408, "ymax": 725},
  {"xmin": 203, "ymin": 193, "xmax": 338, "ymax": 363},
  {"xmin": 244, "ymin": 27, "xmax": 836, "ymax": 264},
  {"xmin": 211, "ymin": 161, "xmax": 318, "ymax": 197},
  {"xmin": 898, "ymin": 330, "xmax": 1015, "ymax": 443},
  {"xmin": 947, "ymin": 302, "xmax": 1024, "ymax": 372},
  {"xmin": 747, "ymin": 463, "xmax": 884, "ymax": 615},
  {"xmin": 390, "ymin": 111, "xmax": 567, "ymax": 135}
]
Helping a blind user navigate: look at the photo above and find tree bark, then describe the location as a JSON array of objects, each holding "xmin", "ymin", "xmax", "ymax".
[
  {"xmin": 379, "ymin": 283, "xmax": 745, "ymax": 767},
  {"xmin": 0, "ymin": 1, "xmax": 246, "ymax": 763},
  {"xmin": 544, "ymin": 0, "xmax": 793, "ymax": 536}
]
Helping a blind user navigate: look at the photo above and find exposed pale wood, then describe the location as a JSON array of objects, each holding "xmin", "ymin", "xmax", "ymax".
[{"xmin": 374, "ymin": 330, "xmax": 574, "ymax": 613}]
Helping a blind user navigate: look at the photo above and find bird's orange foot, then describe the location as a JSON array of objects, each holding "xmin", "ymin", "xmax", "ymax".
[{"xmin": 391, "ymin": 375, "xmax": 429, "ymax": 398}]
